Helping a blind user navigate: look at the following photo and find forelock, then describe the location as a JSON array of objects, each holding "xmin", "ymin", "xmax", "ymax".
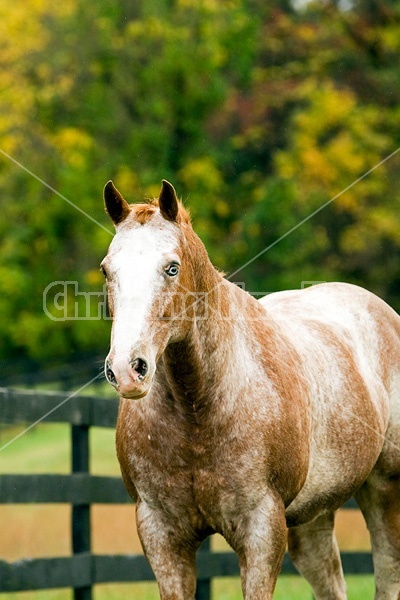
[{"xmin": 130, "ymin": 199, "xmax": 191, "ymax": 226}]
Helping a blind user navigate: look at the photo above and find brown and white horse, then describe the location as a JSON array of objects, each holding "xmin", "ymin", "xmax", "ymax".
[{"xmin": 101, "ymin": 180, "xmax": 400, "ymax": 600}]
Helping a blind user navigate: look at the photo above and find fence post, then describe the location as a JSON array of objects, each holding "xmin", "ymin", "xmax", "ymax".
[
  {"xmin": 195, "ymin": 537, "xmax": 211, "ymax": 600},
  {"xmin": 71, "ymin": 424, "xmax": 92, "ymax": 600}
]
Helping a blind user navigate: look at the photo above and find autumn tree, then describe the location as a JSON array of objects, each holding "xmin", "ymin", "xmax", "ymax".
[{"xmin": 1, "ymin": 0, "xmax": 400, "ymax": 374}]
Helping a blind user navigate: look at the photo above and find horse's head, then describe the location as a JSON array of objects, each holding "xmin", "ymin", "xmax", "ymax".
[{"xmin": 102, "ymin": 180, "xmax": 203, "ymax": 399}]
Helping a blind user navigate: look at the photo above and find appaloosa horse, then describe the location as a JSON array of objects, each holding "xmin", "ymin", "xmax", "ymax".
[{"xmin": 101, "ymin": 180, "xmax": 400, "ymax": 600}]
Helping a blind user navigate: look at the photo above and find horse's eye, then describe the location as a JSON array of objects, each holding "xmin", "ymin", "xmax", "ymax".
[
  {"xmin": 100, "ymin": 265, "xmax": 108, "ymax": 279},
  {"xmin": 165, "ymin": 264, "xmax": 180, "ymax": 277}
]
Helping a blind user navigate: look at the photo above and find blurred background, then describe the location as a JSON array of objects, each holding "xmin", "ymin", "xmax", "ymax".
[{"xmin": 1, "ymin": 0, "xmax": 400, "ymax": 385}]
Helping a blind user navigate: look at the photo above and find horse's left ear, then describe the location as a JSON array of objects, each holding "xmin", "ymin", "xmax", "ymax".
[
  {"xmin": 104, "ymin": 181, "xmax": 131, "ymax": 225},
  {"xmin": 159, "ymin": 180, "xmax": 179, "ymax": 222}
]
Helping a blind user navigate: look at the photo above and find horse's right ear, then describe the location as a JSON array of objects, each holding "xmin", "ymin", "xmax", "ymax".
[
  {"xmin": 104, "ymin": 181, "xmax": 131, "ymax": 225},
  {"xmin": 159, "ymin": 180, "xmax": 179, "ymax": 222}
]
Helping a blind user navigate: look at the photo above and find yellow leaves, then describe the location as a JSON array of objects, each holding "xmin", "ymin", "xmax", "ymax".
[
  {"xmin": 215, "ymin": 200, "xmax": 229, "ymax": 218},
  {"xmin": 0, "ymin": 2, "xmax": 48, "ymax": 61},
  {"xmin": 300, "ymin": 146, "xmax": 336, "ymax": 186},
  {"xmin": 85, "ymin": 269, "xmax": 103, "ymax": 286},
  {"xmin": 370, "ymin": 208, "xmax": 400, "ymax": 240},
  {"xmin": 297, "ymin": 23, "xmax": 317, "ymax": 42},
  {"xmin": 53, "ymin": 128, "xmax": 93, "ymax": 169},
  {"xmin": 178, "ymin": 0, "xmax": 239, "ymax": 12},
  {"xmin": 126, "ymin": 16, "xmax": 164, "ymax": 39},
  {"xmin": 126, "ymin": 15, "xmax": 188, "ymax": 45},
  {"xmin": 294, "ymin": 80, "xmax": 356, "ymax": 134},
  {"xmin": 326, "ymin": 132, "xmax": 365, "ymax": 174},
  {"xmin": 179, "ymin": 157, "xmax": 227, "ymax": 222},
  {"xmin": 146, "ymin": 183, "xmax": 163, "ymax": 200},
  {"xmin": 0, "ymin": 0, "xmax": 78, "ymax": 159},
  {"xmin": 381, "ymin": 26, "xmax": 400, "ymax": 52},
  {"xmin": 340, "ymin": 226, "xmax": 367, "ymax": 254},
  {"xmin": 114, "ymin": 167, "xmax": 139, "ymax": 197},
  {"xmin": 179, "ymin": 156, "xmax": 223, "ymax": 194},
  {"xmin": 340, "ymin": 203, "xmax": 400, "ymax": 256},
  {"xmin": 0, "ymin": 266, "xmax": 27, "ymax": 295},
  {"xmin": 275, "ymin": 79, "xmax": 389, "ymax": 215},
  {"xmin": 0, "ymin": 0, "xmax": 75, "ymax": 63}
]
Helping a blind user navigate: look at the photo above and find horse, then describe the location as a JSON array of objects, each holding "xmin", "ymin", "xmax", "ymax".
[{"xmin": 101, "ymin": 179, "xmax": 400, "ymax": 600}]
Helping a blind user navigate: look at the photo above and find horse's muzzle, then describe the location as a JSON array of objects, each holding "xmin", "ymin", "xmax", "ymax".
[{"xmin": 105, "ymin": 354, "xmax": 152, "ymax": 399}]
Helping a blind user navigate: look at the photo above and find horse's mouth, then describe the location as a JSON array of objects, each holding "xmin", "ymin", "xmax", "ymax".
[
  {"xmin": 119, "ymin": 380, "xmax": 152, "ymax": 400},
  {"xmin": 120, "ymin": 389, "xmax": 149, "ymax": 400}
]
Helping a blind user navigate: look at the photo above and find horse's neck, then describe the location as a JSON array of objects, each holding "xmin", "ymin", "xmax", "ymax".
[{"xmin": 161, "ymin": 277, "xmax": 266, "ymax": 413}]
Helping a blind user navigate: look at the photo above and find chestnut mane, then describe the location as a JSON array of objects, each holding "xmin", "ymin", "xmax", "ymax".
[{"xmin": 131, "ymin": 199, "xmax": 191, "ymax": 226}]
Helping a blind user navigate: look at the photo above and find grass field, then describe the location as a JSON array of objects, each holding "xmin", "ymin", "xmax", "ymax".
[
  {"xmin": 0, "ymin": 576, "xmax": 376, "ymax": 600},
  {"xmin": 0, "ymin": 419, "xmax": 375, "ymax": 599}
]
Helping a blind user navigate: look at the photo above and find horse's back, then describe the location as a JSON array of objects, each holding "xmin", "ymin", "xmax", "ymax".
[
  {"xmin": 259, "ymin": 282, "xmax": 400, "ymax": 524},
  {"xmin": 261, "ymin": 282, "xmax": 400, "ymax": 389},
  {"xmin": 261, "ymin": 281, "xmax": 400, "ymax": 333}
]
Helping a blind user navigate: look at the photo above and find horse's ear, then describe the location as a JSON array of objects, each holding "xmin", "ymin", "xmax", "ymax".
[
  {"xmin": 159, "ymin": 180, "xmax": 179, "ymax": 222},
  {"xmin": 104, "ymin": 181, "xmax": 131, "ymax": 225}
]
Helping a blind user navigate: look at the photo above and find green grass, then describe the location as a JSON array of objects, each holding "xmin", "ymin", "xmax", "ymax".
[
  {"xmin": 0, "ymin": 424, "xmax": 71, "ymax": 474},
  {"xmin": 0, "ymin": 423, "xmax": 120, "ymax": 475},
  {"xmin": 213, "ymin": 576, "xmax": 375, "ymax": 599},
  {"xmin": 0, "ymin": 577, "xmax": 375, "ymax": 599},
  {"xmin": 0, "ymin": 416, "xmax": 375, "ymax": 598}
]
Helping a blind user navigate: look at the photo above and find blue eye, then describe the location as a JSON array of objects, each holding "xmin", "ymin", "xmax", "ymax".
[{"xmin": 165, "ymin": 264, "xmax": 180, "ymax": 277}]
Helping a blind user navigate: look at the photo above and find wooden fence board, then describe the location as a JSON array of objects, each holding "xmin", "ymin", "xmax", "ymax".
[
  {"xmin": 341, "ymin": 552, "xmax": 374, "ymax": 574},
  {"xmin": 0, "ymin": 552, "xmax": 374, "ymax": 592},
  {"xmin": 0, "ymin": 556, "xmax": 92, "ymax": 591},
  {"xmin": 0, "ymin": 389, "xmax": 118, "ymax": 428},
  {"xmin": 0, "ymin": 474, "xmax": 131, "ymax": 504},
  {"xmin": 93, "ymin": 555, "xmax": 155, "ymax": 583}
]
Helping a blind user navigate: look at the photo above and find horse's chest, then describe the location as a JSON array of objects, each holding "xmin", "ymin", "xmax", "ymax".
[
  {"xmin": 124, "ymin": 421, "xmax": 269, "ymax": 531},
  {"xmin": 191, "ymin": 464, "xmax": 265, "ymax": 531}
]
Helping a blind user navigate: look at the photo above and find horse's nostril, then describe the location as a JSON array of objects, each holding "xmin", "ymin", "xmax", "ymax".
[
  {"xmin": 105, "ymin": 361, "xmax": 117, "ymax": 386},
  {"xmin": 131, "ymin": 357, "xmax": 148, "ymax": 381}
]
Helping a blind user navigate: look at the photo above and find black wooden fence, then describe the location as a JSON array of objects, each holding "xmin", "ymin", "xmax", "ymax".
[{"xmin": 0, "ymin": 388, "xmax": 373, "ymax": 598}]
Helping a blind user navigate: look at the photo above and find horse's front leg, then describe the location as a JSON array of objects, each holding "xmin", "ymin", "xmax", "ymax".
[
  {"xmin": 233, "ymin": 495, "xmax": 287, "ymax": 600},
  {"xmin": 136, "ymin": 499, "xmax": 198, "ymax": 600}
]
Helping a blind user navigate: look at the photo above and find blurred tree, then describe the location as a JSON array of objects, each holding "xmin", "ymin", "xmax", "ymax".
[{"xmin": 1, "ymin": 0, "xmax": 400, "ymax": 371}]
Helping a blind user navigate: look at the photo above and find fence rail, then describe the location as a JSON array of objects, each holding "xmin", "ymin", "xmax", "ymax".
[
  {"xmin": 0, "ymin": 388, "xmax": 373, "ymax": 598},
  {"xmin": 0, "ymin": 474, "xmax": 130, "ymax": 504},
  {"xmin": 0, "ymin": 552, "xmax": 375, "ymax": 593}
]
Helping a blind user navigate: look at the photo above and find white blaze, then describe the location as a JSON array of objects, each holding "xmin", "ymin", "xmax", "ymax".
[{"xmin": 107, "ymin": 216, "xmax": 179, "ymax": 361}]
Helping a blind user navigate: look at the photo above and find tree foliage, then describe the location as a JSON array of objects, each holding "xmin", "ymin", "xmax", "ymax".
[{"xmin": 1, "ymin": 0, "xmax": 400, "ymax": 368}]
